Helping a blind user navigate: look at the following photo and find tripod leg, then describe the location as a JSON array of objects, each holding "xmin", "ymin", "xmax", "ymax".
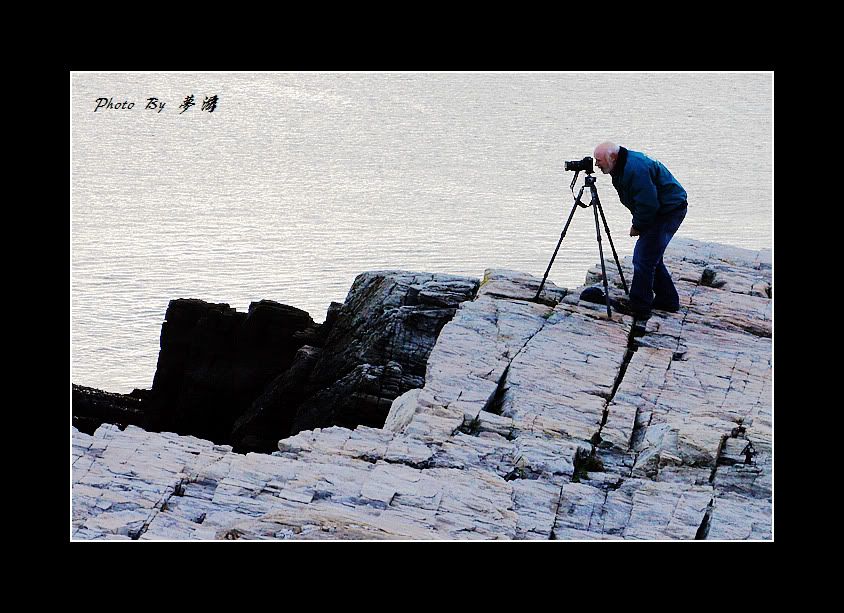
[
  {"xmin": 534, "ymin": 187, "xmax": 584, "ymax": 301},
  {"xmin": 592, "ymin": 199, "xmax": 613, "ymax": 317},
  {"xmin": 594, "ymin": 195, "xmax": 631, "ymax": 295}
]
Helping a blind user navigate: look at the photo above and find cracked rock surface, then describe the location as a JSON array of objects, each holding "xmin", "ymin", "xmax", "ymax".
[{"xmin": 72, "ymin": 238, "xmax": 772, "ymax": 540}]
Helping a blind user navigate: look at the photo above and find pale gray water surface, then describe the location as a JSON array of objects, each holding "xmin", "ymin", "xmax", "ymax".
[{"xmin": 71, "ymin": 72, "xmax": 772, "ymax": 393}]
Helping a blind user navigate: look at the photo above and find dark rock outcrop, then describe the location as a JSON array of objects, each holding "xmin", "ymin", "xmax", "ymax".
[
  {"xmin": 71, "ymin": 384, "xmax": 146, "ymax": 434},
  {"xmin": 289, "ymin": 272, "xmax": 479, "ymax": 434},
  {"xmin": 229, "ymin": 345, "xmax": 323, "ymax": 453},
  {"xmin": 142, "ymin": 298, "xmax": 320, "ymax": 443},
  {"xmin": 73, "ymin": 272, "xmax": 477, "ymax": 452}
]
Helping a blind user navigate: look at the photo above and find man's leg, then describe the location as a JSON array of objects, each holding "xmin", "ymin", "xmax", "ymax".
[
  {"xmin": 629, "ymin": 229, "xmax": 662, "ymax": 319},
  {"xmin": 652, "ymin": 258, "xmax": 679, "ymax": 311},
  {"xmin": 629, "ymin": 208, "xmax": 687, "ymax": 318},
  {"xmin": 650, "ymin": 208, "xmax": 687, "ymax": 312}
]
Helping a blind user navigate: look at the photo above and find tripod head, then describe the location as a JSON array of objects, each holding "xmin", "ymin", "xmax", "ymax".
[{"xmin": 571, "ymin": 170, "xmax": 596, "ymax": 207}]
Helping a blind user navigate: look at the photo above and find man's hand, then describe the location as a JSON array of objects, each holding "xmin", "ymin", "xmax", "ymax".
[{"xmin": 630, "ymin": 226, "xmax": 640, "ymax": 237}]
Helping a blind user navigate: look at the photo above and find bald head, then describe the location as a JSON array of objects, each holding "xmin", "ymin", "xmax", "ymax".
[{"xmin": 594, "ymin": 141, "xmax": 620, "ymax": 174}]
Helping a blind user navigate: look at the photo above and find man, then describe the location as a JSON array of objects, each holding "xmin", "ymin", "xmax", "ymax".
[{"xmin": 593, "ymin": 141, "xmax": 688, "ymax": 320}]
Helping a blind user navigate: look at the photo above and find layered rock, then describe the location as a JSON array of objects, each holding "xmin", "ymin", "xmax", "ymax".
[
  {"xmin": 72, "ymin": 238, "xmax": 772, "ymax": 540},
  {"xmin": 73, "ymin": 272, "xmax": 477, "ymax": 452},
  {"xmin": 286, "ymin": 272, "xmax": 480, "ymax": 433},
  {"xmin": 71, "ymin": 385, "xmax": 147, "ymax": 435},
  {"xmin": 225, "ymin": 272, "xmax": 480, "ymax": 450}
]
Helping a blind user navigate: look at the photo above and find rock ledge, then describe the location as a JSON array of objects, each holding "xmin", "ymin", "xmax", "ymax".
[{"xmin": 72, "ymin": 238, "xmax": 772, "ymax": 540}]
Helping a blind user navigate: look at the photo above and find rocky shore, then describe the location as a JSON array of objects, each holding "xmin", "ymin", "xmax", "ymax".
[
  {"xmin": 71, "ymin": 238, "xmax": 772, "ymax": 540},
  {"xmin": 73, "ymin": 272, "xmax": 478, "ymax": 452}
]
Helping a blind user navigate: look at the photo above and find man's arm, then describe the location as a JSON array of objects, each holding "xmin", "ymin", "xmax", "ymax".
[{"xmin": 627, "ymin": 167, "xmax": 660, "ymax": 232}]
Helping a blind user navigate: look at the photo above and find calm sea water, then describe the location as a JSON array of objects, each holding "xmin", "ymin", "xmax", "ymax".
[{"xmin": 71, "ymin": 72, "xmax": 773, "ymax": 393}]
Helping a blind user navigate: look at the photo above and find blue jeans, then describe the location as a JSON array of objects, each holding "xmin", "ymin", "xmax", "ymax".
[{"xmin": 629, "ymin": 207, "xmax": 687, "ymax": 316}]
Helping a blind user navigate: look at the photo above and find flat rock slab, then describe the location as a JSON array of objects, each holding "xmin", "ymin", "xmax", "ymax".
[{"xmin": 72, "ymin": 238, "xmax": 772, "ymax": 540}]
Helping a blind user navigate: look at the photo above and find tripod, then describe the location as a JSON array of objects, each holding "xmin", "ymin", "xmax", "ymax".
[{"xmin": 534, "ymin": 173, "xmax": 630, "ymax": 317}]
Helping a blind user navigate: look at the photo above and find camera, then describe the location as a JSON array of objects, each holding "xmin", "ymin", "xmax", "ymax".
[{"xmin": 565, "ymin": 156, "xmax": 594, "ymax": 174}]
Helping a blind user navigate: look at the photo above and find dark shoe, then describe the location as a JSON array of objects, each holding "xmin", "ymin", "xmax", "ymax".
[{"xmin": 652, "ymin": 301, "xmax": 680, "ymax": 313}]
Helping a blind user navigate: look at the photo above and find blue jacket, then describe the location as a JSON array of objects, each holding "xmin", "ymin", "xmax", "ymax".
[{"xmin": 610, "ymin": 147, "xmax": 687, "ymax": 231}]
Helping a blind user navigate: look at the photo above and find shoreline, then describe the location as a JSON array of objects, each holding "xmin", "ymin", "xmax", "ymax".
[{"xmin": 72, "ymin": 237, "xmax": 772, "ymax": 540}]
